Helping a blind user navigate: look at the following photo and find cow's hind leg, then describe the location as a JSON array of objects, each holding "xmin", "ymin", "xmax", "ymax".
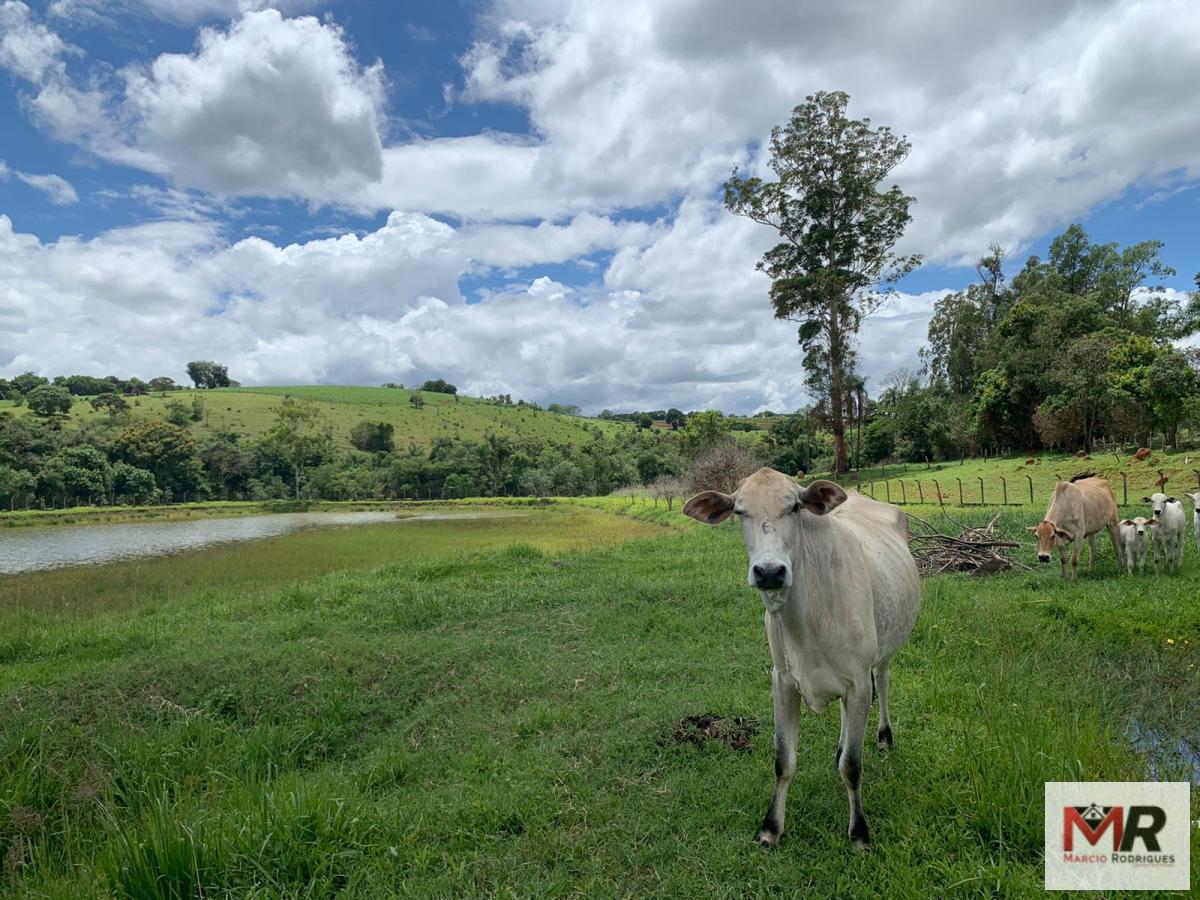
[
  {"xmin": 839, "ymin": 681, "xmax": 873, "ymax": 849},
  {"xmin": 835, "ymin": 698, "xmax": 847, "ymax": 771},
  {"xmin": 1087, "ymin": 534, "xmax": 1097, "ymax": 574},
  {"xmin": 874, "ymin": 662, "xmax": 893, "ymax": 750},
  {"xmin": 757, "ymin": 679, "xmax": 801, "ymax": 849}
]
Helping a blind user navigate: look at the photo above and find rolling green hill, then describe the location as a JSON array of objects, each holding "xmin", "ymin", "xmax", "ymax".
[{"xmin": 2, "ymin": 385, "xmax": 634, "ymax": 448}]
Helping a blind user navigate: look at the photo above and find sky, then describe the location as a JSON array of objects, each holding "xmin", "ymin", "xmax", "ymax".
[{"xmin": 0, "ymin": 0, "xmax": 1198, "ymax": 414}]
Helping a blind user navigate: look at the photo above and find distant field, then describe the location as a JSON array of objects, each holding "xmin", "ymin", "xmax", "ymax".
[
  {"xmin": 2, "ymin": 385, "xmax": 635, "ymax": 448},
  {"xmin": 1, "ymin": 500, "xmax": 1197, "ymax": 894}
]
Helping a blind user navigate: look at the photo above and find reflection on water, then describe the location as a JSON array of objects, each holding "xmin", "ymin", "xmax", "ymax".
[
  {"xmin": 0, "ymin": 512, "xmax": 399, "ymax": 575},
  {"xmin": 1128, "ymin": 719, "xmax": 1200, "ymax": 784}
]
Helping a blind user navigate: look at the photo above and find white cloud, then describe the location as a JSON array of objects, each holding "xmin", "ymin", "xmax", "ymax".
[
  {"xmin": 460, "ymin": 0, "xmax": 1200, "ymax": 261},
  {"xmin": 2, "ymin": 7, "xmax": 387, "ymax": 200},
  {"xmin": 0, "ymin": 209, "xmax": 879, "ymax": 412},
  {"xmin": 0, "ymin": 0, "xmax": 74, "ymax": 82},
  {"xmin": 0, "ymin": 197, "xmax": 955, "ymax": 412},
  {"xmin": 14, "ymin": 170, "xmax": 78, "ymax": 204},
  {"xmin": 123, "ymin": 10, "xmax": 386, "ymax": 197},
  {"xmin": 47, "ymin": 1, "xmax": 328, "ymax": 26}
]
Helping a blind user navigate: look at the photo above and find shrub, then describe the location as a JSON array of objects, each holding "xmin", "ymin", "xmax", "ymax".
[{"xmin": 684, "ymin": 440, "xmax": 762, "ymax": 495}]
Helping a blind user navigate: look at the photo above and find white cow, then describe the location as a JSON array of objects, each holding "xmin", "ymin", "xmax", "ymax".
[
  {"xmin": 1185, "ymin": 492, "xmax": 1200, "ymax": 551},
  {"xmin": 684, "ymin": 468, "xmax": 920, "ymax": 850},
  {"xmin": 1142, "ymin": 492, "xmax": 1187, "ymax": 572},
  {"xmin": 1117, "ymin": 517, "xmax": 1156, "ymax": 575}
]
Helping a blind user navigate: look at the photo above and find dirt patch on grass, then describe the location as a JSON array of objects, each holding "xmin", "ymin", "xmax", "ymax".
[{"xmin": 662, "ymin": 713, "xmax": 761, "ymax": 752}]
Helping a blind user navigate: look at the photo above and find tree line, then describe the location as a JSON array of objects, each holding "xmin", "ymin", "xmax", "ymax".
[{"xmin": 0, "ymin": 390, "xmax": 811, "ymax": 509}]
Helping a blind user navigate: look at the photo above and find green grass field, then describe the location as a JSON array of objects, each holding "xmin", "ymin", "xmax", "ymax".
[
  {"xmin": 827, "ymin": 449, "xmax": 1200, "ymax": 512},
  {"xmin": 1, "ymin": 500, "xmax": 1197, "ymax": 896},
  {"xmin": 1, "ymin": 385, "xmax": 634, "ymax": 449}
]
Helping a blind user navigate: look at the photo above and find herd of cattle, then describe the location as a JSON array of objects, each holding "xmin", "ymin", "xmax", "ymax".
[
  {"xmin": 681, "ymin": 467, "xmax": 1198, "ymax": 850},
  {"xmin": 1029, "ymin": 473, "xmax": 1200, "ymax": 578}
]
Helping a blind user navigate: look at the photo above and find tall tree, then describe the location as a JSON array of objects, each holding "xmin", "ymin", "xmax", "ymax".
[
  {"xmin": 725, "ymin": 91, "xmax": 920, "ymax": 472},
  {"xmin": 259, "ymin": 397, "xmax": 332, "ymax": 500}
]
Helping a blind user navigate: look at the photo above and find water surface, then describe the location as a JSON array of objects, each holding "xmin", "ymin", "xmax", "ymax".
[{"xmin": 0, "ymin": 511, "xmax": 401, "ymax": 574}]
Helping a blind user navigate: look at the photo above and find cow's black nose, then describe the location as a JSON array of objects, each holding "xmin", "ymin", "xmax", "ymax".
[
  {"xmin": 752, "ymin": 563, "xmax": 787, "ymax": 590},
  {"xmin": 1037, "ymin": 553, "xmax": 1051, "ymax": 563}
]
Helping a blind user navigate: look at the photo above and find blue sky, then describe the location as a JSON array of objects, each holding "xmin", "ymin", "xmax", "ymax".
[{"xmin": 1, "ymin": 0, "xmax": 1198, "ymax": 412}]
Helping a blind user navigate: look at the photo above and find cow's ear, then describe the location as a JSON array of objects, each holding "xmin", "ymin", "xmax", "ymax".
[
  {"xmin": 1167, "ymin": 496, "xmax": 1176, "ymax": 503},
  {"xmin": 1054, "ymin": 528, "xmax": 1074, "ymax": 541},
  {"xmin": 800, "ymin": 480, "xmax": 847, "ymax": 516},
  {"xmin": 1122, "ymin": 519, "xmax": 1134, "ymax": 526},
  {"xmin": 1026, "ymin": 525, "xmax": 1039, "ymax": 533},
  {"xmin": 682, "ymin": 491, "xmax": 735, "ymax": 525},
  {"xmin": 1141, "ymin": 496, "xmax": 1152, "ymax": 503},
  {"xmin": 1146, "ymin": 519, "xmax": 1156, "ymax": 526}
]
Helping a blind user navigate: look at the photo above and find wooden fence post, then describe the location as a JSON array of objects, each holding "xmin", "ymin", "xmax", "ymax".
[
  {"xmin": 869, "ymin": 481, "xmax": 876, "ymax": 499},
  {"xmin": 916, "ymin": 480, "xmax": 924, "ymax": 503},
  {"xmin": 1000, "ymin": 475, "xmax": 1008, "ymax": 505},
  {"xmin": 1121, "ymin": 472, "xmax": 1128, "ymax": 506},
  {"xmin": 956, "ymin": 477, "xmax": 964, "ymax": 507},
  {"xmin": 933, "ymin": 479, "xmax": 944, "ymax": 511},
  {"xmin": 885, "ymin": 480, "xmax": 891, "ymax": 503},
  {"xmin": 899, "ymin": 481, "xmax": 906, "ymax": 504},
  {"xmin": 1026, "ymin": 474, "xmax": 1034, "ymax": 504},
  {"xmin": 978, "ymin": 477, "xmax": 984, "ymax": 505}
]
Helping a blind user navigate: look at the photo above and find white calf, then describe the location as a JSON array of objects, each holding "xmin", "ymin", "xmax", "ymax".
[
  {"xmin": 1186, "ymin": 492, "xmax": 1200, "ymax": 553},
  {"xmin": 1142, "ymin": 493, "xmax": 1186, "ymax": 573},
  {"xmin": 1117, "ymin": 517, "xmax": 1156, "ymax": 574}
]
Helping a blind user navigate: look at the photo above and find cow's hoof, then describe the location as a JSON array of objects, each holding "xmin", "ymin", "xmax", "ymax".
[
  {"xmin": 849, "ymin": 818, "xmax": 871, "ymax": 851},
  {"xmin": 876, "ymin": 725, "xmax": 893, "ymax": 751},
  {"xmin": 756, "ymin": 828, "xmax": 780, "ymax": 850}
]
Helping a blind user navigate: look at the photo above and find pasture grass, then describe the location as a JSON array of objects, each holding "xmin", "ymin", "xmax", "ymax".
[
  {"xmin": 3, "ymin": 386, "xmax": 634, "ymax": 449},
  {"xmin": 831, "ymin": 448, "xmax": 1200, "ymax": 513},
  {"xmin": 1, "ymin": 503, "xmax": 1197, "ymax": 896}
]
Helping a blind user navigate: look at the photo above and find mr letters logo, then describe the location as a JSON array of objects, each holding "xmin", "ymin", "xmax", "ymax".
[{"xmin": 1045, "ymin": 782, "xmax": 1190, "ymax": 890}]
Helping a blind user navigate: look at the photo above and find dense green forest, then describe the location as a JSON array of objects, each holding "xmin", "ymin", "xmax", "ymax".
[{"xmin": 852, "ymin": 225, "xmax": 1200, "ymax": 465}]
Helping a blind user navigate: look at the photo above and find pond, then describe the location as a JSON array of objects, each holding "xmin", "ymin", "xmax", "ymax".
[{"xmin": 0, "ymin": 511, "xmax": 404, "ymax": 574}]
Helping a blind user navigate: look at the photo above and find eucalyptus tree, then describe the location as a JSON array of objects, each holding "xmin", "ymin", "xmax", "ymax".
[{"xmin": 725, "ymin": 91, "xmax": 920, "ymax": 473}]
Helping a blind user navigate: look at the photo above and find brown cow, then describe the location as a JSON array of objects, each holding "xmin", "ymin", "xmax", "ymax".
[{"xmin": 1029, "ymin": 475, "xmax": 1119, "ymax": 579}]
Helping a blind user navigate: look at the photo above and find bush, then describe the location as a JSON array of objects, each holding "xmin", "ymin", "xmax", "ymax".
[
  {"xmin": 684, "ymin": 440, "xmax": 762, "ymax": 495},
  {"xmin": 349, "ymin": 421, "xmax": 395, "ymax": 453}
]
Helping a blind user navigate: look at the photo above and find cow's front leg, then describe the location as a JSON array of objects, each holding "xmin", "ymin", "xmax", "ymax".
[
  {"xmin": 839, "ymin": 681, "xmax": 873, "ymax": 849},
  {"xmin": 757, "ymin": 675, "xmax": 800, "ymax": 849},
  {"xmin": 1069, "ymin": 539, "xmax": 1081, "ymax": 580},
  {"xmin": 1087, "ymin": 534, "xmax": 1097, "ymax": 574}
]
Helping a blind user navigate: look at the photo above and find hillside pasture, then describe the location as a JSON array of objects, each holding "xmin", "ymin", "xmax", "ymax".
[
  {"xmin": 2, "ymin": 385, "xmax": 634, "ymax": 449},
  {"xmin": 1, "ymin": 499, "xmax": 1197, "ymax": 895},
  {"xmin": 829, "ymin": 450, "xmax": 1200, "ymax": 511}
]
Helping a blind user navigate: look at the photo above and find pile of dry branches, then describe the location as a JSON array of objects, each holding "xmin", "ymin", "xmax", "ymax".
[{"xmin": 907, "ymin": 512, "xmax": 1026, "ymax": 576}]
